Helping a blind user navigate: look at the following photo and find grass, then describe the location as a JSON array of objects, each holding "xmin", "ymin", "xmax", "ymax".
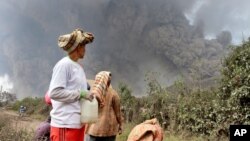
[
  {"xmin": 0, "ymin": 113, "xmax": 34, "ymax": 141},
  {"xmin": 116, "ymin": 122, "xmax": 228, "ymax": 141},
  {"xmin": 117, "ymin": 122, "xmax": 136, "ymax": 141}
]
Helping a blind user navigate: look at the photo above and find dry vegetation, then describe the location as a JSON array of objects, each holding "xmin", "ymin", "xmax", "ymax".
[{"xmin": 0, "ymin": 110, "xmax": 35, "ymax": 141}]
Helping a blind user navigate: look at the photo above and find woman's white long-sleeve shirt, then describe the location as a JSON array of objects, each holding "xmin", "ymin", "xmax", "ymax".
[{"xmin": 49, "ymin": 56, "xmax": 87, "ymax": 129}]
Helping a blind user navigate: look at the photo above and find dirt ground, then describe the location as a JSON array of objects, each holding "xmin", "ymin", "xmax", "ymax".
[{"xmin": 0, "ymin": 109, "xmax": 41, "ymax": 132}]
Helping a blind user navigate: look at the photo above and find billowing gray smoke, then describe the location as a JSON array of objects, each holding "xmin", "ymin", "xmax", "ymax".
[
  {"xmin": 93, "ymin": 0, "xmax": 232, "ymax": 93},
  {"xmin": 1, "ymin": 0, "xmax": 247, "ymax": 98}
]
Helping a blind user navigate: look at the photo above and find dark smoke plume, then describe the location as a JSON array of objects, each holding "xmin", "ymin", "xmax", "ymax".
[{"xmin": 2, "ymin": 0, "xmax": 248, "ymax": 98}]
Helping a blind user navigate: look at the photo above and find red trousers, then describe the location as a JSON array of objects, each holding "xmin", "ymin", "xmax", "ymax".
[{"xmin": 50, "ymin": 126, "xmax": 85, "ymax": 141}]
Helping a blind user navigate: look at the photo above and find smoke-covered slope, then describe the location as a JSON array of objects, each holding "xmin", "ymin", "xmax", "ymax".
[{"xmin": 89, "ymin": 0, "xmax": 231, "ymax": 94}]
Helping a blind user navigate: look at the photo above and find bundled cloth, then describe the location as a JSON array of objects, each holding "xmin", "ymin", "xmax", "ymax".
[
  {"xmin": 58, "ymin": 28, "xmax": 94, "ymax": 53},
  {"xmin": 91, "ymin": 71, "xmax": 111, "ymax": 107},
  {"xmin": 127, "ymin": 118, "xmax": 163, "ymax": 141}
]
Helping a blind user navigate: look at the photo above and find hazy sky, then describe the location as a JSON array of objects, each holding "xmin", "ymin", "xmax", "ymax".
[{"xmin": 0, "ymin": 0, "xmax": 250, "ymax": 97}]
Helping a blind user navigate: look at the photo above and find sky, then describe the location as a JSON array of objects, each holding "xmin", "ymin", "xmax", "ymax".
[{"xmin": 0, "ymin": 0, "xmax": 250, "ymax": 98}]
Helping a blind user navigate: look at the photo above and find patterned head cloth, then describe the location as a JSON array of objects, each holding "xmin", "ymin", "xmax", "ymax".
[
  {"xmin": 91, "ymin": 71, "xmax": 111, "ymax": 107},
  {"xmin": 57, "ymin": 28, "xmax": 94, "ymax": 53}
]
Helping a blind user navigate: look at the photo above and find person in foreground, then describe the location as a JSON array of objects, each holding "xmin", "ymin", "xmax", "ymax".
[
  {"xmin": 127, "ymin": 118, "xmax": 164, "ymax": 141},
  {"xmin": 85, "ymin": 71, "xmax": 123, "ymax": 141},
  {"xmin": 48, "ymin": 28, "xmax": 94, "ymax": 141},
  {"xmin": 33, "ymin": 116, "xmax": 51, "ymax": 141}
]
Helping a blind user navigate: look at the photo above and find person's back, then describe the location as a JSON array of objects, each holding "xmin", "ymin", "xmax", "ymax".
[
  {"xmin": 127, "ymin": 118, "xmax": 164, "ymax": 141},
  {"xmin": 34, "ymin": 117, "xmax": 51, "ymax": 141},
  {"xmin": 86, "ymin": 88, "xmax": 121, "ymax": 136},
  {"xmin": 85, "ymin": 71, "xmax": 123, "ymax": 141}
]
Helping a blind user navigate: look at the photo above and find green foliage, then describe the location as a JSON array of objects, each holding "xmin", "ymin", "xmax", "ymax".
[
  {"xmin": 218, "ymin": 38, "xmax": 250, "ymax": 125},
  {"xmin": 144, "ymin": 73, "xmax": 179, "ymax": 123},
  {"xmin": 177, "ymin": 90, "xmax": 219, "ymax": 135},
  {"xmin": 177, "ymin": 38, "xmax": 250, "ymax": 137},
  {"xmin": 145, "ymin": 72, "xmax": 164, "ymax": 96},
  {"xmin": 220, "ymin": 39, "xmax": 250, "ymax": 104},
  {"xmin": 118, "ymin": 73, "xmax": 179, "ymax": 127},
  {"xmin": 117, "ymin": 122, "xmax": 136, "ymax": 141},
  {"xmin": 118, "ymin": 83, "xmax": 135, "ymax": 108}
]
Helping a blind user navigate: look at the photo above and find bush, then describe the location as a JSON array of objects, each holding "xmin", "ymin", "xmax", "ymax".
[
  {"xmin": 220, "ymin": 39, "xmax": 250, "ymax": 104},
  {"xmin": 11, "ymin": 97, "xmax": 51, "ymax": 119},
  {"xmin": 177, "ymin": 89, "xmax": 219, "ymax": 135},
  {"xmin": 219, "ymin": 38, "xmax": 250, "ymax": 125}
]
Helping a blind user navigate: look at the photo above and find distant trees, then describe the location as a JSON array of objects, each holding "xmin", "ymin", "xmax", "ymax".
[{"xmin": 0, "ymin": 91, "xmax": 16, "ymax": 106}]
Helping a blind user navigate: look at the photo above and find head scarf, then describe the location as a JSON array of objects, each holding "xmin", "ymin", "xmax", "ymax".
[
  {"xmin": 57, "ymin": 28, "xmax": 94, "ymax": 53},
  {"xmin": 91, "ymin": 71, "xmax": 111, "ymax": 107}
]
